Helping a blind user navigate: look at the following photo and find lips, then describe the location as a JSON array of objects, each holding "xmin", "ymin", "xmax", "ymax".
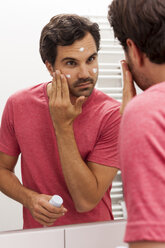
[{"xmin": 75, "ymin": 82, "xmax": 92, "ymax": 88}]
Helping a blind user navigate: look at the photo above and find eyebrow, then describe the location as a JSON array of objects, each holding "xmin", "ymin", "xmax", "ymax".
[{"xmin": 61, "ymin": 52, "xmax": 98, "ymax": 62}]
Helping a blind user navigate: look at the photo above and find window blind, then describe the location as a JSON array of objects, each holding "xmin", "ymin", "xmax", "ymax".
[{"xmin": 88, "ymin": 16, "xmax": 126, "ymax": 220}]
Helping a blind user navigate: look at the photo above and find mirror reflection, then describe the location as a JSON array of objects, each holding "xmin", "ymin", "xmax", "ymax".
[{"xmin": 0, "ymin": 0, "xmax": 125, "ymax": 233}]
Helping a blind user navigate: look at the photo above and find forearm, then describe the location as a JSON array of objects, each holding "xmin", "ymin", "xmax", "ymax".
[
  {"xmin": 55, "ymin": 126, "xmax": 99, "ymax": 212},
  {"xmin": 0, "ymin": 167, "xmax": 67, "ymax": 226},
  {"xmin": 0, "ymin": 167, "xmax": 37, "ymax": 208}
]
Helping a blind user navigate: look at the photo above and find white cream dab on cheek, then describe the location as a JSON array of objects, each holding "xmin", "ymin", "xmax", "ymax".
[
  {"xmin": 79, "ymin": 47, "xmax": 84, "ymax": 52},
  {"xmin": 66, "ymin": 74, "xmax": 71, "ymax": 78},
  {"xmin": 93, "ymin": 68, "xmax": 97, "ymax": 74}
]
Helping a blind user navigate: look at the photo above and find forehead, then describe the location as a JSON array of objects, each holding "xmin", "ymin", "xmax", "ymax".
[{"xmin": 56, "ymin": 32, "xmax": 97, "ymax": 60}]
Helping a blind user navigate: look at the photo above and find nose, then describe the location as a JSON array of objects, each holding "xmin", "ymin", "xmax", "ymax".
[{"xmin": 77, "ymin": 65, "xmax": 90, "ymax": 79}]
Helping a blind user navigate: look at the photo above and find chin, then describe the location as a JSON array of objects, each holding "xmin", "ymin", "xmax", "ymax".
[
  {"xmin": 135, "ymin": 79, "xmax": 152, "ymax": 91},
  {"xmin": 71, "ymin": 87, "xmax": 95, "ymax": 97}
]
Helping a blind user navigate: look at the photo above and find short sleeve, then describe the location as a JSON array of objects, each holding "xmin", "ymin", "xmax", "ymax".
[
  {"xmin": 0, "ymin": 97, "xmax": 21, "ymax": 156},
  {"xmin": 87, "ymin": 106, "xmax": 121, "ymax": 169},
  {"xmin": 120, "ymin": 97, "xmax": 165, "ymax": 242}
]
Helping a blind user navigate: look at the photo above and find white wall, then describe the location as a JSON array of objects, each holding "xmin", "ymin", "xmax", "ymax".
[
  {"xmin": 0, "ymin": 0, "xmax": 113, "ymax": 116},
  {"xmin": 0, "ymin": 0, "xmax": 113, "ymax": 232}
]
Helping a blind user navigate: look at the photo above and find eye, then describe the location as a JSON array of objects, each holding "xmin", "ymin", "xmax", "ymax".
[
  {"xmin": 66, "ymin": 61, "xmax": 77, "ymax": 66},
  {"xmin": 88, "ymin": 55, "xmax": 96, "ymax": 63}
]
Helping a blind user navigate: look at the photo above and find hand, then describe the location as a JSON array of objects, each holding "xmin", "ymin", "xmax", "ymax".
[
  {"xmin": 27, "ymin": 192, "xmax": 67, "ymax": 226},
  {"xmin": 120, "ymin": 60, "xmax": 136, "ymax": 115},
  {"xmin": 49, "ymin": 70, "xmax": 86, "ymax": 130}
]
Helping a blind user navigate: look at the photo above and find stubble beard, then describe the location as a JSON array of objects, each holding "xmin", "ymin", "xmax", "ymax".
[
  {"xmin": 127, "ymin": 55, "xmax": 152, "ymax": 91},
  {"xmin": 68, "ymin": 76, "xmax": 98, "ymax": 97}
]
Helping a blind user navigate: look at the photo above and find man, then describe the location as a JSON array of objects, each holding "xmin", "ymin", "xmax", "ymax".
[
  {"xmin": 0, "ymin": 14, "xmax": 121, "ymax": 229},
  {"xmin": 108, "ymin": 0, "xmax": 165, "ymax": 247}
]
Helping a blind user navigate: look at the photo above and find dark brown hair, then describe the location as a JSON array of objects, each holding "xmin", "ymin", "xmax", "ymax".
[
  {"xmin": 39, "ymin": 14, "xmax": 100, "ymax": 66},
  {"xmin": 108, "ymin": 0, "xmax": 165, "ymax": 64}
]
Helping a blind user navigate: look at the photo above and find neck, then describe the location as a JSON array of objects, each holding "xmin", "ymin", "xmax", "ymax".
[{"xmin": 144, "ymin": 58, "xmax": 165, "ymax": 85}]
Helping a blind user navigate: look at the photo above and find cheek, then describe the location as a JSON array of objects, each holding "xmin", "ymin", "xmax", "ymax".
[
  {"xmin": 90, "ymin": 66, "xmax": 98, "ymax": 77},
  {"xmin": 60, "ymin": 69, "xmax": 74, "ymax": 80},
  {"xmin": 90, "ymin": 60, "xmax": 99, "ymax": 76},
  {"xmin": 92, "ymin": 68, "xmax": 98, "ymax": 74},
  {"xmin": 66, "ymin": 74, "xmax": 71, "ymax": 79}
]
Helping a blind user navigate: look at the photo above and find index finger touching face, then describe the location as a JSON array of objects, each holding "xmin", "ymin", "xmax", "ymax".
[
  {"xmin": 60, "ymin": 74, "xmax": 70, "ymax": 99},
  {"xmin": 120, "ymin": 60, "xmax": 130, "ymax": 81},
  {"xmin": 52, "ymin": 72, "xmax": 56, "ymax": 89},
  {"xmin": 50, "ymin": 72, "xmax": 57, "ymax": 98}
]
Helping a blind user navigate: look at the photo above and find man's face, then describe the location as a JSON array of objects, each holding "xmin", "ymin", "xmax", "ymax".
[
  {"xmin": 53, "ymin": 32, "xmax": 98, "ymax": 98},
  {"xmin": 125, "ymin": 51, "xmax": 153, "ymax": 91}
]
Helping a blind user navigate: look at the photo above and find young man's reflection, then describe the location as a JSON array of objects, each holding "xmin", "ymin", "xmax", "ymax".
[
  {"xmin": 0, "ymin": 14, "xmax": 121, "ymax": 228},
  {"xmin": 108, "ymin": 0, "xmax": 165, "ymax": 247}
]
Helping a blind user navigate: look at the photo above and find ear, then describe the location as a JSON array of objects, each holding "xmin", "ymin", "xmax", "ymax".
[
  {"xmin": 45, "ymin": 61, "xmax": 54, "ymax": 77},
  {"xmin": 126, "ymin": 39, "xmax": 144, "ymax": 66}
]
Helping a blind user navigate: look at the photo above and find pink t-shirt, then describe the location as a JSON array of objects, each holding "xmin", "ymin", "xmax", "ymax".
[
  {"xmin": 0, "ymin": 82, "xmax": 121, "ymax": 229},
  {"xmin": 119, "ymin": 82, "xmax": 165, "ymax": 242}
]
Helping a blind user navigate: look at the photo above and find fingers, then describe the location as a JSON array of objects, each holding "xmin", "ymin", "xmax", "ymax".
[
  {"xmin": 43, "ymin": 200, "xmax": 68, "ymax": 216},
  {"xmin": 121, "ymin": 60, "xmax": 133, "ymax": 90},
  {"xmin": 39, "ymin": 202, "xmax": 67, "ymax": 217},
  {"xmin": 120, "ymin": 60, "xmax": 136, "ymax": 115},
  {"xmin": 29, "ymin": 194, "xmax": 67, "ymax": 227},
  {"xmin": 33, "ymin": 207, "xmax": 65, "ymax": 226},
  {"xmin": 51, "ymin": 71, "xmax": 70, "ymax": 101},
  {"xmin": 60, "ymin": 74, "xmax": 70, "ymax": 99},
  {"xmin": 51, "ymin": 72, "xmax": 57, "ymax": 98},
  {"xmin": 55, "ymin": 70, "xmax": 62, "ymax": 99},
  {"xmin": 75, "ymin": 96, "xmax": 86, "ymax": 114},
  {"xmin": 121, "ymin": 60, "xmax": 136, "ymax": 93},
  {"xmin": 33, "ymin": 205, "xmax": 67, "ymax": 226},
  {"xmin": 51, "ymin": 70, "xmax": 62, "ymax": 99}
]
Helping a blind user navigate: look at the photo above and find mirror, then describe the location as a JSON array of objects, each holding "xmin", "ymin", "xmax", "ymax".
[{"xmin": 0, "ymin": 0, "xmax": 125, "ymax": 233}]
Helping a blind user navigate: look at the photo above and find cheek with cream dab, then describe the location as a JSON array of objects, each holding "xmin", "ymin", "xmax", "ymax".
[
  {"xmin": 93, "ymin": 68, "xmax": 98, "ymax": 74},
  {"xmin": 79, "ymin": 47, "xmax": 85, "ymax": 52},
  {"xmin": 66, "ymin": 74, "xmax": 71, "ymax": 79}
]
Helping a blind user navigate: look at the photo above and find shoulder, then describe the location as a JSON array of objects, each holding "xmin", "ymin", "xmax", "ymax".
[
  {"xmin": 94, "ymin": 88, "xmax": 120, "ymax": 106},
  {"xmin": 8, "ymin": 83, "xmax": 46, "ymax": 105},
  {"xmin": 120, "ymin": 82, "xmax": 165, "ymax": 161},
  {"xmin": 92, "ymin": 89, "xmax": 121, "ymax": 115},
  {"xmin": 93, "ymin": 89, "xmax": 121, "ymax": 126},
  {"xmin": 122, "ymin": 82, "xmax": 165, "ymax": 129}
]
